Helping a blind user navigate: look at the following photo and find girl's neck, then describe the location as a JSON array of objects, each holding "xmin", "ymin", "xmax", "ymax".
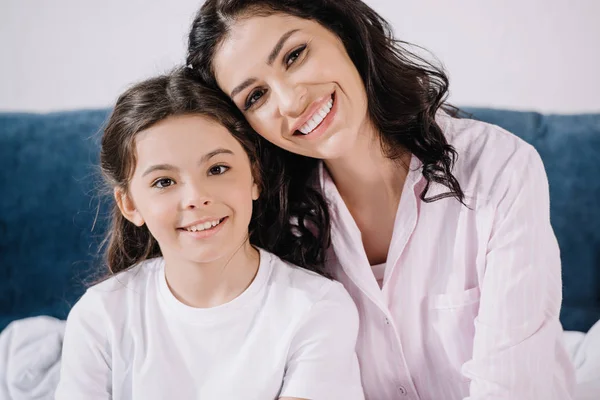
[{"xmin": 163, "ymin": 240, "xmax": 260, "ymax": 309}]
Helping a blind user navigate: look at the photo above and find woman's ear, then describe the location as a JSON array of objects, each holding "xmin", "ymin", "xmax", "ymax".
[{"xmin": 114, "ymin": 187, "xmax": 145, "ymax": 226}]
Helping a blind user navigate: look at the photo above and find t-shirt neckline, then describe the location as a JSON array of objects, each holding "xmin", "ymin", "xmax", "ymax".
[{"xmin": 156, "ymin": 248, "xmax": 272, "ymax": 325}]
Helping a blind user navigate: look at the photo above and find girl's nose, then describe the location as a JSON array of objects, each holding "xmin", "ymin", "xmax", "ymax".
[{"xmin": 182, "ymin": 183, "xmax": 212, "ymax": 209}]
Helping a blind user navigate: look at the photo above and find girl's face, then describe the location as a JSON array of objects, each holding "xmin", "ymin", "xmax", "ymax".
[
  {"xmin": 117, "ymin": 115, "xmax": 259, "ymax": 265},
  {"xmin": 213, "ymin": 13, "xmax": 370, "ymax": 160}
]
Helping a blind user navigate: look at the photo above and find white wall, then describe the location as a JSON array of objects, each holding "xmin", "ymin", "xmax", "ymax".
[{"xmin": 1, "ymin": 0, "xmax": 599, "ymax": 113}]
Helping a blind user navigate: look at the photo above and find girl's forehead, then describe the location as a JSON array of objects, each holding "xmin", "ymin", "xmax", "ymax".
[
  {"xmin": 134, "ymin": 116, "xmax": 243, "ymax": 159},
  {"xmin": 137, "ymin": 115, "xmax": 227, "ymax": 141}
]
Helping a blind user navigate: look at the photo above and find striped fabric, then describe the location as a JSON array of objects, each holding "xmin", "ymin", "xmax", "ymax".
[{"xmin": 319, "ymin": 113, "xmax": 576, "ymax": 400}]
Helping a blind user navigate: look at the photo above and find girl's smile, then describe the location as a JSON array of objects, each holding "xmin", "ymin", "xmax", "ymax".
[{"xmin": 178, "ymin": 216, "xmax": 228, "ymax": 239}]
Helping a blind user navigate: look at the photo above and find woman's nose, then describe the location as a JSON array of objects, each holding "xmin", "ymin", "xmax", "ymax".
[{"xmin": 272, "ymin": 80, "xmax": 308, "ymax": 118}]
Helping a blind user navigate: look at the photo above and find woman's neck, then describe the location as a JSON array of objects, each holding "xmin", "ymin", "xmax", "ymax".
[
  {"xmin": 163, "ymin": 240, "xmax": 260, "ymax": 308},
  {"xmin": 324, "ymin": 122, "xmax": 410, "ymax": 210},
  {"xmin": 324, "ymin": 121, "xmax": 411, "ymax": 264}
]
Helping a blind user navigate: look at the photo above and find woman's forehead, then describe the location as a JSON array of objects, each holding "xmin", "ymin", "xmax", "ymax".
[
  {"xmin": 213, "ymin": 16, "xmax": 325, "ymax": 88},
  {"xmin": 220, "ymin": 14, "xmax": 308, "ymax": 54}
]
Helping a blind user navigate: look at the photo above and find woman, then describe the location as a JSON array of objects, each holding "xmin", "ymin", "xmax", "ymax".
[{"xmin": 187, "ymin": 0, "xmax": 576, "ymax": 398}]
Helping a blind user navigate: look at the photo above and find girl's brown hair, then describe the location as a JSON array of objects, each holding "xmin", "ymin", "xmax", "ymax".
[{"xmin": 100, "ymin": 67, "xmax": 331, "ymax": 277}]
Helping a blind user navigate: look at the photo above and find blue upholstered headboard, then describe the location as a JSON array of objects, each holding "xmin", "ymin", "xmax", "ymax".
[{"xmin": 1, "ymin": 108, "xmax": 599, "ymax": 332}]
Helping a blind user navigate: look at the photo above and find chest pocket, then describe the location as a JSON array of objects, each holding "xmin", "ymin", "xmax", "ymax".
[
  {"xmin": 428, "ymin": 286, "xmax": 481, "ymax": 310},
  {"xmin": 426, "ymin": 286, "xmax": 481, "ymax": 379}
]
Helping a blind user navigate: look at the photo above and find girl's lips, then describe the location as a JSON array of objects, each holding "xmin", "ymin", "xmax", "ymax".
[{"xmin": 178, "ymin": 216, "xmax": 228, "ymax": 239}]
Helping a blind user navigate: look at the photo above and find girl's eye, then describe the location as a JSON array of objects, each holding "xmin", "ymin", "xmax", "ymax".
[
  {"xmin": 208, "ymin": 165, "xmax": 230, "ymax": 176},
  {"xmin": 152, "ymin": 178, "xmax": 175, "ymax": 189},
  {"xmin": 244, "ymin": 89, "xmax": 266, "ymax": 110},
  {"xmin": 285, "ymin": 44, "xmax": 307, "ymax": 67}
]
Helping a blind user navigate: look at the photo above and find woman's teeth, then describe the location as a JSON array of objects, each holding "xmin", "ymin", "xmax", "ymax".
[
  {"xmin": 299, "ymin": 97, "xmax": 333, "ymax": 135},
  {"xmin": 185, "ymin": 219, "xmax": 222, "ymax": 232}
]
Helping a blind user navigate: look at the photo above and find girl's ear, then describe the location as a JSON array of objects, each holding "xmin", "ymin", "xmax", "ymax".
[
  {"xmin": 114, "ymin": 188, "xmax": 145, "ymax": 226},
  {"xmin": 251, "ymin": 161, "xmax": 261, "ymax": 201},
  {"xmin": 251, "ymin": 181, "xmax": 260, "ymax": 201}
]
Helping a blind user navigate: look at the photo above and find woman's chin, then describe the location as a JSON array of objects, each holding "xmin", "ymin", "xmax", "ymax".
[{"xmin": 294, "ymin": 130, "xmax": 357, "ymax": 161}]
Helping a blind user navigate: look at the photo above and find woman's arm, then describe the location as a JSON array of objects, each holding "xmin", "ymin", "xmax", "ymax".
[
  {"xmin": 462, "ymin": 146, "xmax": 575, "ymax": 399},
  {"xmin": 54, "ymin": 292, "xmax": 112, "ymax": 399},
  {"xmin": 279, "ymin": 283, "xmax": 364, "ymax": 400}
]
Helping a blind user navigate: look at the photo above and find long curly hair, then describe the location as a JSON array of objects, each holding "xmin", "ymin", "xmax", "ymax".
[{"xmin": 186, "ymin": 0, "xmax": 465, "ymax": 266}]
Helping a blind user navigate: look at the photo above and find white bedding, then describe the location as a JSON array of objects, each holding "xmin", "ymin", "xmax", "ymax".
[
  {"xmin": 564, "ymin": 320, "xmax": 600, "ymax": 400},
  {"xmin": 0, "ymin": 317, "xmax": 64, "ymax": 400},
  {"xmin": 0, "ymin": 316, "xmax": 599, "ymax": 399}
]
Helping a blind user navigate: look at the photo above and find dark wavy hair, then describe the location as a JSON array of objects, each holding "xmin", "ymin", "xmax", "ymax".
[
  {"xmin": 187, "ymin": 0, "xmax": 464, "ymax": 206},
  {"xmin": 100, "ymin": 67, "xmax": 330, "ymax": 277}
]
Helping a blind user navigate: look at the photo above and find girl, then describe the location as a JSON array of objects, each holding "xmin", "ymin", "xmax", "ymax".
[
  {"xmin": 187, "ymin": 0, "xmax": 577, "ymax": 399},
  {"xmin": 55, "ymin": 68, "xmax": 364, "ymax": 400}
]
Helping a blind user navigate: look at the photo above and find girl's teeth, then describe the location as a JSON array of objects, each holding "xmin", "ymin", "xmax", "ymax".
[
  {"xmin": 299, "ymin": 97, "xmax": 333, "ymax": 135},
  {"xmin": 186, "ymin": 219, "xmax": 221, "ymax": 232}
]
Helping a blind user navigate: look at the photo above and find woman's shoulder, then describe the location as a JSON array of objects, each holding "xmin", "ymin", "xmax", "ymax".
[
  {"xmin": 438, "ymin": 112, "xmax": 540, "ymax": 199},
  {"xmin": 440, "ymin": 111, "xmax": 533, "ymax": 160}
]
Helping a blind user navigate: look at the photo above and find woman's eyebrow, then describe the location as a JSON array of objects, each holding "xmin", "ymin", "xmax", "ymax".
[
  {"xmin": 267, "ymin": 29, "xmax": 300, "ymax": 65},
  {"xmin": 231, "ymin": 78, "xmax": 257, "ymax": 99},
  {"xmin": 230, "ymin": 29, "xmax": 300, "ymax": 99}
]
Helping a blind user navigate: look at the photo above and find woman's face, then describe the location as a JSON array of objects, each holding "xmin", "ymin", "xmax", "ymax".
[{"xmin": 213, "ymin": 13, "xmax": 370, "ymax": 160}]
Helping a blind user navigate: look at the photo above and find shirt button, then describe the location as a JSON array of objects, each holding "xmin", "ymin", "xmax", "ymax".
[
  {"xmin": 385, "ymin": 317, "xmax": 390, "ymax": 325},
  {"xmin": 398, "ymin": 386, "xmax": 408, "ymax": 396}
]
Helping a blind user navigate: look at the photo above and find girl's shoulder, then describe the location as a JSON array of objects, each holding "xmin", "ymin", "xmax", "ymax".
[
  {"xmin": 88, "ymin": 257, "xmax": 164, "ymax": 295},
  {"xmin": 72, "ymin": 257, "xmax": 164, "ymax": 319},
  {"xmin": 262, "ymin": 250, "xmax": 354, "ymax": 312}
]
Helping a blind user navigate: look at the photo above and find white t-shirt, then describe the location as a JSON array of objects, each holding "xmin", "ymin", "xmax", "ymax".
[{"xmin": 55, "ymin": 249, "xmax": 364, "ymax": 400}]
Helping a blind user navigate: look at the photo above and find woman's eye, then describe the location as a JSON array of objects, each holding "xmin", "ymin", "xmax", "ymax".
[
  {"xmin": 285, "ymin": 44, "xmax": 307, "ymax": 67},
  {"xmin": 152, "ymin": 178, "xmax": 174, "ymax": 189},
  {"xmin": 208, "ymin": 165, "xmax": 230, "ymax": 176},
  {"xmin": 245, "ymin": 89, "xmax": 265, "ymax": 110}
]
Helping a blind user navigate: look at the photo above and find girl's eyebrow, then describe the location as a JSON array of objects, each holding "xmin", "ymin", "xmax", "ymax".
[
  {"xmin": 142, "ymin": 163, "xmax": 177, "ymax": 177},
  {"xmin": 141, "ymin": 148, "xmax": 234, "ymax": 177},
  {"xmin": 199, "ymin": 148, "xmax": 234, "ymax": 164}
]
